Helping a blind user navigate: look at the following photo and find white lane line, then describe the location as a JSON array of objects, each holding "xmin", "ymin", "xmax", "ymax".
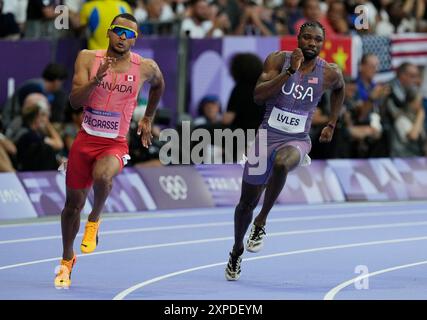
[
  {"xmin": 2, "ymin": 209, "xmax": 427, "ymax": 245},
  {"xmin": 324, "ymin": 260, "xmax": 427, "ymax": 300},
  {"xmin": 3, "ymin": 221, "xmax": 427, "ymax": 270},
  {"xmin": 112, "ymin": 235, "xmax": 427, "ymax": 300},
  {"xmin": 1, "ymin": 201, "xmax": 426, "ymax": 228},
  {"xmin": 0, "ymin": 237, "xmax": 231, "ymax": 271},
  {"xmin": 0, "ymin": 222, "xmax": 230, "ymax": 245}
]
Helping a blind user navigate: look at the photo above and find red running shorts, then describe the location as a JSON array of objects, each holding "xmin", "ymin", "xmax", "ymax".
[{"xmin": 66, "ymin": 130, "xmax": 129, "ymax": 189}]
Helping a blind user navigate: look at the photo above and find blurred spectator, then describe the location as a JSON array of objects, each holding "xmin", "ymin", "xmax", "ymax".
[
  {"xmin": 355, "ymin": 53, "xmax": 389, "ymax": 121},
  {"xmin": 273, "ymin": 0, "xmax": 303, "ymax": 35},
  {"xmin": 129, "ymin": 0, "xmax": 147, "ymax": 23},
  {"xmin": 64, "ymin": 0, "xmax": 85, "ymax": 31},
  {"xmin": 140, "ymin": 0, "xmax": 178, "ymax": 35},
  {"xmin": 16, "ymin": 104, "xmax": 64, "ymax": 171},
  {"xmin": 127, "ymin": 105, "xmax": 163, "ymax": 167},
  {"xmin": 342, "ymin": 76, "xmax": 360, "ymax": 112},
  {"xmin": 193, "ymin": 95, "xmax": 223, "ymax": 129},
  {"xmin": 223, "ymin": 53, "xmax": 264, "ymax": 132},
  {"xmin": 210, "ymin": 6, "xmax": 232, "ymax": 35},
  {"xmin": 294, "ymin": 0, "xmax": 336, "ymax": 37},
  {"xmin": 384, "ymin": 62, "xmax": 423, "ymax": 155},
  {"xmin": 223, "ymin": 53, "xmax": 264, "ymax": 161},
  {"xmin": 375, "ymin": 0, "xmax": 417, "ymax": 35},
  {"xmin": 326, "ymin": 0, "xmax": 350, "ymax": 35},
  {"xmin": 157, "ymin": 0, "xmax": 176, "ymax": 21},
  {"xmin": 310, "ymin": 87, "xmax": 351, "ymax": 159},
  {"xmin": 390, "ymin": 88, "xmax": 426, "ymax": 157},
  {"xmin": 0, "ymin": 0, "xmax": 21, "ymax": 39},
  {"xmin": 234, "ymin": 0, "xmax": 276, "ymax": 35},
  {"xmin": 417, "ymin": 0, "xmax": 427, "ymax": 31},
  {"xmin": 140, "ymin": 0, "xmax": 164, "ymax": 34},
  {"xmin": 24, "ymin": 0, "xmax": 64, "ymax": 39},
  {"xmin": 211, "ymin": 0, "xmax": 241, "ymax": 33},
  {"xmin": 1, "ymin": 63, "xmax": 68, "ymax": 128},
  {"xmin": 167, "ymin": 0, "xmax": 186, "ymax": 19},
  {"xmin": 353, "ymin": 53, "xmax": 390, "ymax": 157},
  {"xmin": 192, "ymin": 95, "xmax": 224, "ymax": 163},
  {"xmin": 342, "ymin": 76, "xmax": 382, "ymax": 157},
  {"xmin": 386, "ymin": 62, "xmax": 421, "ymax": 119},
  {"xmin": 80, "ymin": 0, "xmax": 132, "ymax": 49},
  {"xmin": 371, "ymin": 0, "xmax": 392, "ymax": 34},
  {"xmin": 310, "ymin": 93, "xmax": 338, "ymax": 158},
  {"xmin": 2, "ymin": 0, "xmax": 28, "ymax": 33},
  {"xmin": 403, "ymin": 0, "xmax": 426, "ymax": 32},
  {"xmin": 318, "ymin": 0, "xmax": 329, "ymax": 13},
  {"xmin": 0, "ymin": 117, "xmax": 17, "ymax": 172},
  {"xmin": 6, "ymin": 93, "xmax": 50, "ymax": 143},
  {"xmin": 147, "ymin": 0, "xmax": 164, "ymax": 20},
  {"xmin": 181, "ymin": 0, "xmax": 225, "ymax": 37},
  {"xmin": 62, "ymin": 106, "xmax": 83, "ymax": 156}
]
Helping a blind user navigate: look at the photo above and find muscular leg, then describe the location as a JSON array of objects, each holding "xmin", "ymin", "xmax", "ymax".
[
  {"xmin": 61, "ymin": 188, "xmax": 89, "ymax": 260},
  {"xmin": 87, "ymin": 155, "xmax": 121, "ymax": 223},
  {"xmin": 232, "ymin": 181, "xmax": 265, "ymax": 256},
  {"xmin": 253, "ymin": 146, "xmax": 301, "ymax": 227}
]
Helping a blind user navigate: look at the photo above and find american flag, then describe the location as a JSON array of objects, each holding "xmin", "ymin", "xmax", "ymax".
[
  {"xmin": 390, "ymin": 33, "xmax": 427, "ymax": 69},
  {"xmin": 361, "ymin": 35, "xmax": 391, "ymax": 83},
  {"xmin": 308, "ymin": 77, "xmax": 318, "ymax": 84},
  {"xmin": 361, "ymin": 35, "xmax": 392, "ymax": 73}
]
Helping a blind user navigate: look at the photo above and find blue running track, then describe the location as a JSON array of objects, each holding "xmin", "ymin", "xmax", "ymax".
[{"xmin": 1, "ymin": 201, "xmax": 427, "ymax": 300}]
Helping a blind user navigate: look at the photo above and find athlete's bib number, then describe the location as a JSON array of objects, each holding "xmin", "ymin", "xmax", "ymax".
[
  {"xmin": 267, "ymin": 107, "xmax": 307, "ymax": 134},
  {"xmin": 82, "ymin": 107, "xmax": 121, "ymax": 138}
]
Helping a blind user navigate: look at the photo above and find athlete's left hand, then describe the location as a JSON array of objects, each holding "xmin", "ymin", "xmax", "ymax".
[
  {"xmin": 319, "ymin": 125, "xmax": 334, "ymax": 143},
  {"xmin": 137, "ymin": 116, "xmax": 154, "ymax": 148}
]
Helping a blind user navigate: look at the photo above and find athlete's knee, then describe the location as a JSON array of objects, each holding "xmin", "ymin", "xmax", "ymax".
[
  {"xmin": 273, "ymin": 157, "xmax": 290, "ymax": 174},
  {"xmin": 92, "ymin": 172, "xmax": 113, "ymax": 188},
  {"xmin": 236, "ymin": 199, "xmax": 257, "ymax": 213},
  {"xmin": 63, "ymin": 199, "xmax": 85, "ymax": 216},
  {"xmin": 274, "ymin": 151, "xmax": 300, "ymax": 173}
]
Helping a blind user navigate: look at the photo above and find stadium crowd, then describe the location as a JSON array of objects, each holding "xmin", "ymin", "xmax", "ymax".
[
  {"xmin": 2, "ymin": 0, "xmax": 427, "ymax": 40},
  {"xmin": 1, "ymin": 0, "xmax": 427, "ymax": 172}
]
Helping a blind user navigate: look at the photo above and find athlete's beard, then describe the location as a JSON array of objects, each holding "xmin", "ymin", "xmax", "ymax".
[
  {"xmin": 111, "ymin": 45, "xmax": 129, "ymax": 56},
  {"xmin": 302, "ymin": 50, "xmax": 318, "ymax": 61}
]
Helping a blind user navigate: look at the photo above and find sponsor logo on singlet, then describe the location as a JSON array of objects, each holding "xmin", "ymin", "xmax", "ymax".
[{"xmin": 281, "ymin": 82, "xmax": 314, "ymax": 102}]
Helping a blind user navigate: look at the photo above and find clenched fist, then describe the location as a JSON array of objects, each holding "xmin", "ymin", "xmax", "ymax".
[{"xmin": 290, "ymin": 48, "xmax": 304, "ymax": 71}]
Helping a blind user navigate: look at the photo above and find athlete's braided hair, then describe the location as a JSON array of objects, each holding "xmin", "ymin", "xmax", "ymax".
[{"xmin": 298, "ymin": 21, "xmax": 326, "ymax": 38}]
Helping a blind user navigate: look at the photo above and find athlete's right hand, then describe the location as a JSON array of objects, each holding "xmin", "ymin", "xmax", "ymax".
[
  {"xmin": 290, "ymin": 48, "xmax": 304, "ymax": 71},
  {"xmin": 137, "ymin": 116, "xmax": 154, "ymax": 148},
  {"xmin": 95, "ymin": 56, "xmax": 115, "ymax": 81}
]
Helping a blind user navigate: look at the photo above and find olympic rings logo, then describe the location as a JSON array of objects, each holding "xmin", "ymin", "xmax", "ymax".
[{"xmin": 159, "ymin": 175, "xmax": 188, "ymax": 200}]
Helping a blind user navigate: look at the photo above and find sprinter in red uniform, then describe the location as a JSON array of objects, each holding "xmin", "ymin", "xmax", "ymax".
[{"xmin": 54, "ymin": 13, "xmax": 165, "ymax": 288}]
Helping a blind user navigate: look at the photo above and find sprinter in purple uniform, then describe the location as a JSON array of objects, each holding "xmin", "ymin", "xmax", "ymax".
[{"xmin": 225, "ymin": 21, "xmax": 345, "ymax": 281}]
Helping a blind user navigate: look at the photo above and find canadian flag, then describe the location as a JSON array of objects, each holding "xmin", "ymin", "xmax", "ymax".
[{"xmin": 125, "ymin": 74, "xmax": 135, "ymax": 82}]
